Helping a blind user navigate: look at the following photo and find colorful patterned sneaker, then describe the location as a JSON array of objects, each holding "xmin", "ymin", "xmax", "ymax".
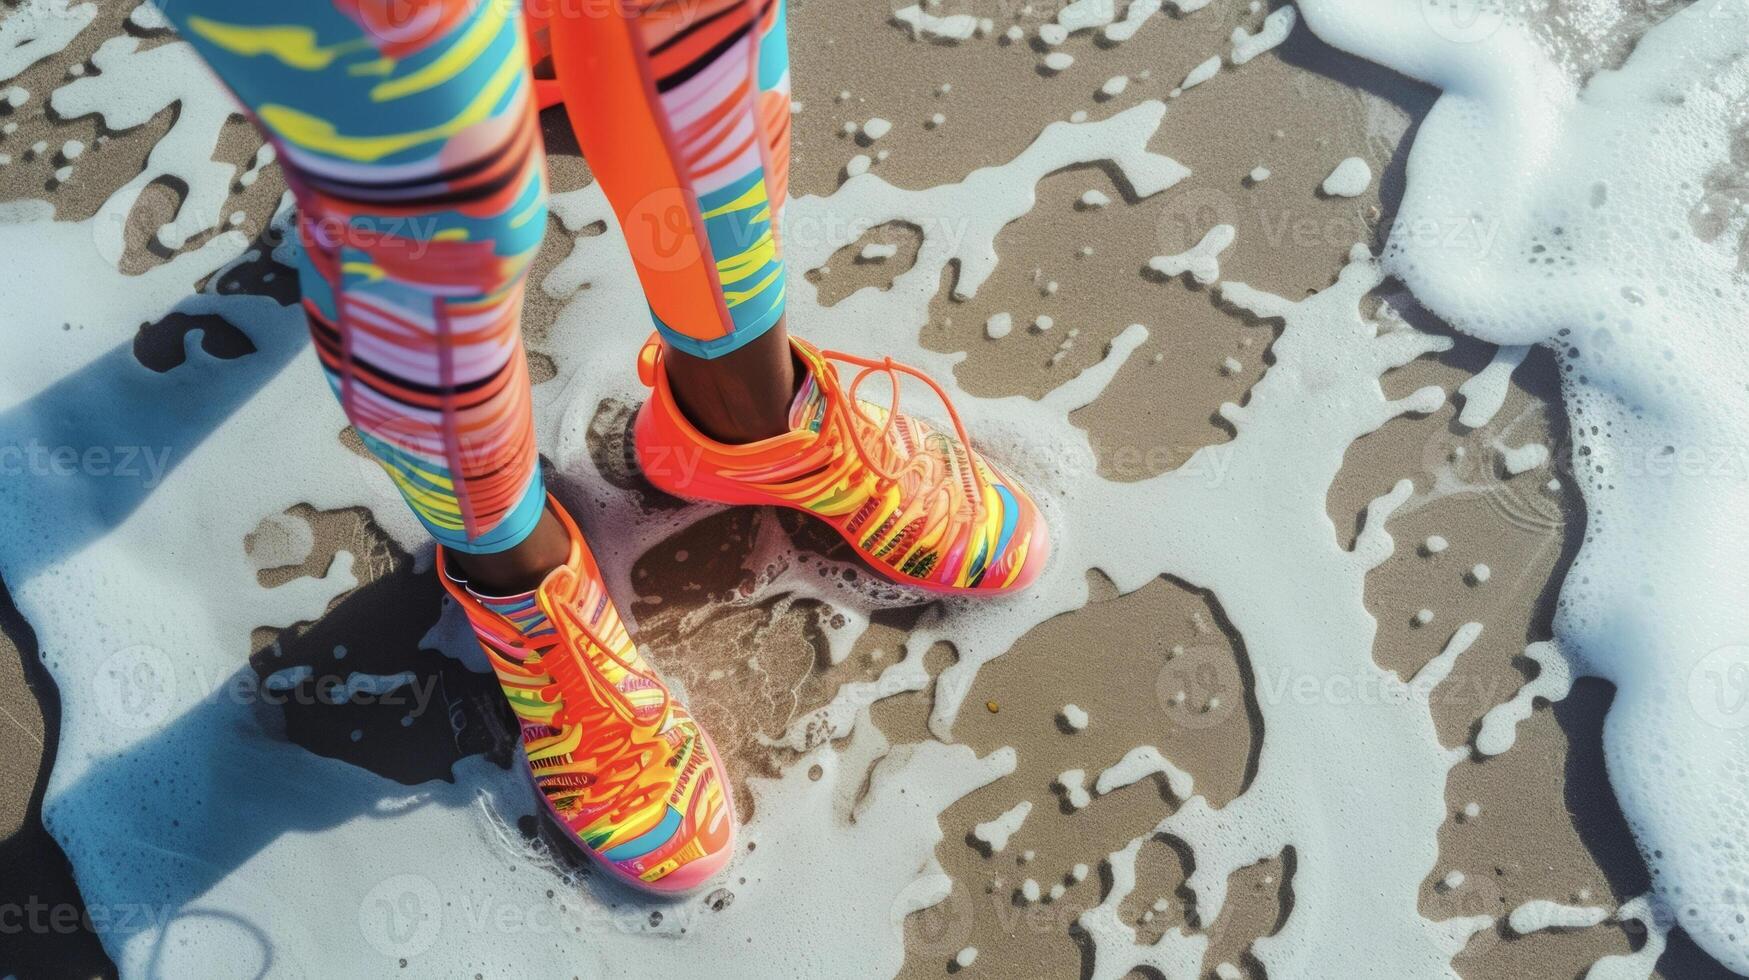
[
  {"xmin": 438, "ymin": 496, "xmax": 736, "ymax": 892},
  {"xmin": 633, "ymin": 334, "xmax": 1051, "ymax": 595}
]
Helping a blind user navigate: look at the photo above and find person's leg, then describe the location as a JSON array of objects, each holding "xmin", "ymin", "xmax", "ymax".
[
  {"xmin": 157, "ymin": 0, "xmax": 565, "ymax": 592},
  {"xmin": 545, "ymin": 0, "xmax": 797, "ymax": 445},
  {"xmin": 165, "ymin": 0, "xmax": 739, "ymax": 889},
  {"xmin": 546, "ymin": 0, "xmax": 1049, "ymax": 595}
]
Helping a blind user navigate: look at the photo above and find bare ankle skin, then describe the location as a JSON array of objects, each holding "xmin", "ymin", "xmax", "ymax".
[
  {"xmin": 661, "ymin": 317, "xmax": 798, "ymax": 445},
  {"xmin": 451, "ymin": 320, "xmax": 799, "ymax": 591},
  {"xmin": 448, "ymin": 506, "xmax": 571, "ymax": 595}
]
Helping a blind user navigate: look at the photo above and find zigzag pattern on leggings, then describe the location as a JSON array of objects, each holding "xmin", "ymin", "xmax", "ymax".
[
  {"xmin": 162, "ymin": 0, "xmax": 796, "ymax": 550},
  {"xmin": 169, "ymin": 0, "xmax": 549, "ymax": 552},
  {"xmin": 632, "ymin": 0, "xmax": 792, "ymax": 347}
]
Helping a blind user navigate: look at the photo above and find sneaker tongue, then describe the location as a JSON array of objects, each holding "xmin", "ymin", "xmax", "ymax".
[
  {"xmin": 467, "ymin": 585, "xmax": 552, "ymax": 662},
  {"xmin": 788, "ymin": 370, "xmax": 827, "ymax": 433}
]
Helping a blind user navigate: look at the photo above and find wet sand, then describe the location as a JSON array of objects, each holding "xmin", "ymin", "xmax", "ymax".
[{"xmin": 0, "ymin": 0, "xmax": 1730, "ymax": 976}]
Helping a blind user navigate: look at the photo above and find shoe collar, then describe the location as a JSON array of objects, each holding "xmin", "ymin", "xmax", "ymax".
[
  {"xmin": 638, "ymin": 333, "xmax": 823, "ymax": 461},
  {"xmin": 637, "ymin": 333, "xmax": 991, "ymax": 523},
  {"xmin": 434, "ymin": 496, "xmax": 611, "ymax": 679}
]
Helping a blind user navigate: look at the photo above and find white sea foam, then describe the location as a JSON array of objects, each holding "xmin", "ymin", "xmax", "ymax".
[
  {"xmin": 1295, "ymin": 0, "xmax": 1749, "ymax": 966},
  {"xmin": 51, "ymin": 32, "xmax": 244, "ymax": 254},
  {"xmin": 0, "ymin": 0, "xmax": 94, "ymax": 80},
  {"xmin": 1055, "ymin": 768, "xmax": 1092, "ymax": 809},
  {"xmin": 1477, "ymin": 642, "xmax": 1574, "ymax": 757},
  {"xmin": 1498, "ymin": 440, "xmax": 1550, "ymax": 475},
  {"xmin": 1231, "ymin": 6, "xmax": 1296, "ymax": 65},
  {"xmin": 1060, "ymin": 703, "xmax": 1090, "ymax": 730},
  {"xmin": 971, "ymin": 800, "xmax": 1031, "ymax": 853},
  {"xmin": 1320, "ymin": 156, "xmax": 1372, "ymax": 197},
  {"xmin": 1149, "ymin": 224, "xmax": 1235, "ymax": 285},
  {"xmin": 1080, "ymin": 837, "xmax": 1206, "ymax": 978},
  {"xmin": 1587, "ymin": 896, "xmax": 1672, "ymax": 980},
  {"xmin": 892, "ymin": 4, "xmax": 978, "ymax": 41},
  {"xmin": 1454, "ymin": 344, "xmax": 1530, "ymax": 429},
  {"xmin": 1039, "ymin": 0, "xmax": 1193, "ymax": 47},
  {"xmin": 1180, "ymin": 55, "xmax": 1223, "ymax": 92},
  {"xmin": 1508, "ymin": 899, "xmax": 1611, "ymax": 934},
  {"xmin": 1095, "ymin": 744, "xmax": 1193, "ymax": 799}
]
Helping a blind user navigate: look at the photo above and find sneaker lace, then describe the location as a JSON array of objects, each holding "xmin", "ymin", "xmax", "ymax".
[
  {"xmin": 814, "ymin": 347, "xmax": 990, "ymax": 538},
  {"xmin": 518, "ymin": 566, "xmax": 671, "ymax": 823}
]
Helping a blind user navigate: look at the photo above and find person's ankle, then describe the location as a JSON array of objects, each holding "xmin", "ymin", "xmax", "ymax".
[
  {"xmin": 661, "ymin": 322, "xmax": 799, "ymax": 444},
  {"xmin": 448, "ymin": 507, "xmax": 571, "ymax": 595}
]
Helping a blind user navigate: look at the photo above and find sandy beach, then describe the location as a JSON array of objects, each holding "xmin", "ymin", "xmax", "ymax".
[{"xmin": 2, "ymin": 0, "xmax": 1740, "ymax": 976}]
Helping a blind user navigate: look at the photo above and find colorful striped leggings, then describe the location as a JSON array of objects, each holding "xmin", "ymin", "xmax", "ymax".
[{"xmin": 161, "ymin": 0, "xmax": 792, "ymax": 553}]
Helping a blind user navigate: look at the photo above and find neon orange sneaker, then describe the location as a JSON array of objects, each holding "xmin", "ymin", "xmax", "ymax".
[
  {"xmin": 633, "ymin": 334, "xmax": 1051, "ymax": 596},
  {"xmin": 438, "ymin": 496, "xmax": 735, "ymax": 892}
]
